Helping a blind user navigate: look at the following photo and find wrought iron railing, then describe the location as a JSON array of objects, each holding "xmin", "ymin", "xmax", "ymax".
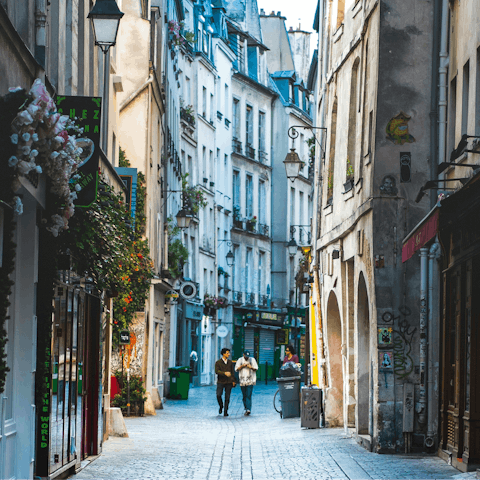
[
  {"xmin": 259, "ymin": 150, "xmax": 268, "ymax": 164},
  {"xmin": 180, "ymin": 107, "xmax": 195, "ymax": 127},
  {"xmin": 257, "ymin": 224, "xmax": 269, "ymax": 237},
  {"xmin": 260, "ymin": 294, "xmax": 269, "ymax": 307},
  {"xmin": 233, "ymin": 290, "xmax": 243, "ymax": 305},
  {"xmin": 245, "ymin": 292, "xmax": 256, "ymax": 305},
  {"xmin": 245, "ymin": 143, "xmax": 255, "ymax": 160},
  {"xmin": 232, "ymin": 137, "xmax": 242, "ymax": 154}
]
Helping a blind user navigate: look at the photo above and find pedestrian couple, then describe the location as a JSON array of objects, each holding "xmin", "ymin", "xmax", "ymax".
[{"xmin": 214, "ymin": 348, "xmax": 258, "ymax": 417}]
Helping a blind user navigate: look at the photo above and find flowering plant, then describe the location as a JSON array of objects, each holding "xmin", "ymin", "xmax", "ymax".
[
  {"xmin": 248, "ymin": 216, "xmax": 257, "ymax": 225},
  {"xmin": 168, "ymin": 20, "xmax": 185, "ymax": 46},
  {"xmin": 182, "ymin": 173, "xmax": 207, "ymax": 214},
  {"xmin": 204, "ymin": 293, "xmax": 228, "ymax": 309},
  {"xmin": 4, "ymin": 79, "xmax": 85, "ymax": 236}
]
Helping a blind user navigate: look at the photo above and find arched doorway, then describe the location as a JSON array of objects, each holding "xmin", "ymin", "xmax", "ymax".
[
  {"xmin": 356, "ymin": 272, "xmax": 371, "ymax": 434},
  {"xmin": 325, "ymin": 291, "xmax": 344, "ymax": 427}
]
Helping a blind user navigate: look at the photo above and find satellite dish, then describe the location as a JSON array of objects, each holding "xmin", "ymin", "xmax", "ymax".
[
  {"xmin": 179, "ymin": 281, "xmax": 197, "ymax": 300},
  {"xmin": 216, "ymin": 325, "xmax": 229, "ymax": 338}
]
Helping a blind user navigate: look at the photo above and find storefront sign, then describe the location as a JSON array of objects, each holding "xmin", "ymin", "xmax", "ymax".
[
  {"xmin": 115, "ymin": 167, "xmax": 137, "ymax": 225},
  {"xmin": 216, "ymin": 325, "xmax": 229, "ymax": 338},
  {"xmin": 186, "ymin": 302, "xmax": 203, "ymax": 320},
  {"xmin": 56, "ymin": 95, "xmax": 102, "ymax": 208},
  {"xmin": 402, "ymin": 209, "xmax": 439, "ymax": 262},
  {"xmin": 261, "ymin": 312, "xmax": 277, "ymax": 321},
  {"xmin": 119, "ymin": 330, "xmax": 130, "ymax": 345},
  {"xmin": 276, "ymin": 328, "xmax": 289, "ymax": 345}
]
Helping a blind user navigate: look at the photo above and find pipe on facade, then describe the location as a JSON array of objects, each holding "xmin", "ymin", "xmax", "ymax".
[
  {"xmin": 35, "ymin": 0, "xmax": 47, "ymax": 71},
  {"xmin": 426, "ymin": 240, "xmax": 440, "ymax": 446},
  {"xmin": 438, "ymin": 0, "xmax": 449, "ymax": 171},
  {"xmin": 418, "ymin": 247, "xmax": 429, "ymax": 425}
]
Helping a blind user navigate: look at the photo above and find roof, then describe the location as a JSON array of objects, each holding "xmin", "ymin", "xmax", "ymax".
[{"xmin": 271, "ymin": 70, "xmax": 296, "ymax": 79}]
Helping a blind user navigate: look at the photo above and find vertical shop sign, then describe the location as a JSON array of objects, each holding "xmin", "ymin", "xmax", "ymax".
[
  {"xmin": 56, "ymin": 96, "xmax": 102, "ymax": 208},
  {"xmin": 115, "ymin": 167, "xmax": 137, "ymax": 226}
]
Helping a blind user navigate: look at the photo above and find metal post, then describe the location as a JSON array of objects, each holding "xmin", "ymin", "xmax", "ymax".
[
  {"xmin": 102, "ymin": 50, "xmax": 110, "ymax": 153},
  {"xmin": 127, "ymin": 368, "xmax": 130, "ymax": 417},
  {"xmin": 265, "ymin": 362, "xmax": 268, "ymax": 385}
]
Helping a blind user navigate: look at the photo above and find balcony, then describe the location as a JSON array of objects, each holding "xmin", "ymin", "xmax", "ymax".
[
  {"xmin": 233, "ymin": 290, "xmax": 243, "ymax": 305},
  {"xmin": 180, "ymin": 107, "xmax": 196, "ymax": 128},
  {"xmin": 257, "ymin": 223, "xmax": 269, "ymax": 237},
  {"xmin": 245, "ymin": 143, "xmax": 255, "ymax": 160},
  {"xmin": 259, "ymin": 294, "xmax": 269, "ymax": 307},
  {"xmin": 232, "ymin": 137, "xmax": 242, "ymax": 155},
  {"xmin": 233, "ymin": 217, "xmax": 243, "ymax": 229},
  {"xmin": 259, "ymin": 150, "xmax": 268, "ymax": 164},
  {"xmin": 245, "ymin": 292, "xmax": 256, "ymax": 306},
  {"xmin": 299, "ymin": 228, "xmax": 312, "ymax": 245}
]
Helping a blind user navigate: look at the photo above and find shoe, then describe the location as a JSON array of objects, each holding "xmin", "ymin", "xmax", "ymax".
[
  {"xmin": 219, "ymin": 406, "xmax": 223, "ymax": 414},
  {"xmin": 246, "ymin": 410, "xmax": 251, "ymax": 416},
  {"xmin": 224, "ymin": 412, "xmax": 229, "ymax": 417},
  {"xmin": 244, "ymin": 411, "xmax": 248, "ymax": 416}
]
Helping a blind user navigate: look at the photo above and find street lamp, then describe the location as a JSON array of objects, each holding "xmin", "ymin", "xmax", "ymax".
[
  {"xmin": 88, "ymin": 0, "xmax": 124, "ymax": 53},
  {"xmin": 283, "ymin": 148, "xmax": 304, "ymax": 182},
  {"xmin": 226, "ymin": 250, "xmax": 235, "ymax": 267},
  {"xmin": 287, "ymin": 238, "xmax": 298, "ymax": 256},
  {"xmin": 175, "ymin": 207, "xmax": 193, "ymax": 229},
  {"xmin": 88, "ymin": 0, "xmax": 124, "ymax": 152}
]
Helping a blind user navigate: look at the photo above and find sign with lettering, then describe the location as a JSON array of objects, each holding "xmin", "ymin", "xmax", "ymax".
[
  {"xmin": 261, "ymin": 312, "xmax": 277, "ymax": 321},
  {"xmin": 119, "ymin": 330, "xmax": 130, "ymax": 345},
  {"xmin": 402, "ymin": 209, "xmax": 439, "ymax": 262},
  {"xmin": 56, "ymin": 95, "xmax": 102, "ymax": 208},
  {"xmin": 276, "ymin": 328, "xmax": 289, "ymax": 345},
  {"xmin": 115, "ymin": 167, "xmax": 137, "ymax": 225}
]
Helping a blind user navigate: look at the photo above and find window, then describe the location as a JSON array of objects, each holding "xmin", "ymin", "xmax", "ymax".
[
  {"xmin": 246, "ymin": 105, "xmax": 253, "ymax": 147},
  {"xmin": 187, "ymin": 155, "xmax": 192, "ymax": 180},
  {"xmin": 336, "ymin": 0, "xmax": 345, "ymax": 29},
  {"xmin": 246, "ymin": 174, "xmax": 253, "ymax": 218},
  {"xmin": 224, "ymin": 84, "xmax": 229, "ymax": 118},
  {"xmin": 347, "ymin": 59, "xmax": 360, "ymax": 180},
  {"xmin": 233, "ymin": 98, "xmax": 240, "ymax": 139},
  {"xmin": 224, "ymin": 153, "xmax": 228, "ymax": 167},
  {"xmin": 327, "ymin": 99, "xmax": 338, "ymax": 199},
  {"xmin": 299, "ymin": 191, "xmax": 305, "ymax": 243},
  {"xmin": 190, "ymin": 235, "xmax": 196, "ymax": 279},
  {"xmin": 259, "ymin": 180, "xmax": 266, "ymax": 225},
  {"xmin": 233, "ymin": 245, "xmax": 240, "ymax": 290},
  {"xmin": 185, "ymin": 77, "xmax": 191, "ymax": 105},
  {"xmin": 258, "ymin": 112, "xmax": 266, "ymax": 160},
  {"xmin": 238, "ymin": 39, "xmax": 245, "ymax": 73},
  {"xmin": 248, "ymin": 46, "xmax": 258, "ymax": 81},
  {"xmin": 210, "ymin": 93, "xmax": 214, "ymax": 122},
  {"xmin": 202, "ymin": 87, "xmax": 207, "ymax": 117},
  {"xmin": 462, "ymin": 60, "xmax": 470, "ymax": 136},
  {"xmin": 202, "ymin": 146, "xmax": 206, "ymax": 179},
  {"xmin": 233, "ymin": 170, "xmax": 241, "ymax": 210},
  {"xmin": 209, "ymin": 150, "xmax": 213, "ymax": 182},
  {"xmin": 258, "ymin": 251, "xmax": 265, "ymax": 295},
  {"xmin": 246, "ymin": 248, "xmax": 252, "ymax": 293}
]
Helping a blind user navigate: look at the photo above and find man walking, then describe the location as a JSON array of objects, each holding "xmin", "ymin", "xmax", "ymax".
[
  {"xmin": 215, "ymin": 348, "xmax": 235, "ymax": 416},
  {"xmin": 235, "ymin": 350, "xmax": 258, "ymax": 415}
]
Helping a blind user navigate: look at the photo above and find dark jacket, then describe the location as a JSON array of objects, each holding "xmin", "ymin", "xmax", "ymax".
[{"xmin": 215, "ymin": 358, "xmax": 235, "ymax": 384}]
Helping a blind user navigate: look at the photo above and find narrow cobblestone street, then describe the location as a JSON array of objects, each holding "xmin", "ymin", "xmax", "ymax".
[{"xmin": 71, "ymin": 385, "xmax": 475, "ymax": 480}]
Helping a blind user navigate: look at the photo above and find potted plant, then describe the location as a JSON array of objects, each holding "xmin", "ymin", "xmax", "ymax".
[
  {"xmin": 344, "ymin": 158, "xmax": 354, "ymax": 192},
  {"xmin": 246, "ymin": 216, "xmax": 257, "ymax": 232},
  {"xmin": 233, "ymin": 205, "xmax": 243, "ymax": 228}
]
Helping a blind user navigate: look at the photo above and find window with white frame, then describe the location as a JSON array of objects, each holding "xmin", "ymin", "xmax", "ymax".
[{"xmin": 246, "ymin": 174, "xmax": 253, "ymax": 218}]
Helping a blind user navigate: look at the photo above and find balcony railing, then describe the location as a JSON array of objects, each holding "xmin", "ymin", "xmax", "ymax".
[
  {"xmin": 299, "ymin": 228, "xmax": 312, "ymax": 245},
  {"xmin": 245, "ymin": 292, "xmax": 255, "ymax": 306},
  {"xmin": 232, "ymin": 137, "xmax": 242, "ymax": 155},
  {"xmin": 257, "ymin": 223, "xmax": 269, "ymax": 237},
  {"xmin": 180, "ymin": 107, "xmax": 195, "ymax": 127},
  {"xmin": 245, "ymin": 143, "xmax": 255, "ymax": 160},
  {"xmin": 233, "ymin": 291, "xmax": 243, "ymax": 305},
  {"xmin": 259, "ymin": 150, "xmax": 268, "ymax": 164},
  {"xmin": 233, "ymin": 217, "xmax": 243, "ymax": 229},
  {"xmin": 259, "ymin": 294, "xmax": 269, "ymax": 307}
]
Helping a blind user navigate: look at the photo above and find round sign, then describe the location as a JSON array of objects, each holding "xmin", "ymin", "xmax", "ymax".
[
  {"xmin": 216, "ymin": 325, "xmax": 229, "ymax": 338},
  {"xmin": 165, "ymin": 289, "xmax": 179, "ymax": 299},
  {"xmin": 179, "ymin": 281, "xmax": 197, "ymax": 300}
]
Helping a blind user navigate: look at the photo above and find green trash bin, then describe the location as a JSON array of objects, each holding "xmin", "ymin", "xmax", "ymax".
[{"xmin": 168, "ymin": 366, "xmax": 191, "ymax": 399}]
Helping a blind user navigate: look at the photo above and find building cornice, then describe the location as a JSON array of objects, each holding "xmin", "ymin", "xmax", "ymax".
[{"xmin": 232, "ymin": 72, "xmax": 278, "ymax": 98}]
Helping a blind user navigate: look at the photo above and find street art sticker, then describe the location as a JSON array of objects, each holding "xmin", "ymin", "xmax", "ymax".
[
  {"xmin": 379, "ymin": 351, "xmax": 394, "ymax": 369},
  {"xmin": 386, "ymin": 111, "xmax": 415, "ymax": 145},
  {"xmin": 379, "ymin": 175, "xmax": 398, "ymax": 196},
  {"xmin": 378, "ymin": 327, "xmax": 393, "ymax": 346}
]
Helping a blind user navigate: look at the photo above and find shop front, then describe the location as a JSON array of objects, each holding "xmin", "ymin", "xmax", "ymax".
[
  {"xmin": 232, "ymin": 308, "xmax": 285, "ymax": 380},
  {"xmin": 184, "ymin": 302, "xmax": 203, "ymax": 386},
  {"xmin": 35, "ymin": 282, "xmax": 104, "ymax": 478}
]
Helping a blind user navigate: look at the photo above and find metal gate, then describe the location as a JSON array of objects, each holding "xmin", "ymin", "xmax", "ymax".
[
  {"xmin": 259, "ymin": 329, "xmax": 275, "ymax": 364},
  {"xmin": 244, "ymin": 327, "xmax": 254, "ymax": 353}
]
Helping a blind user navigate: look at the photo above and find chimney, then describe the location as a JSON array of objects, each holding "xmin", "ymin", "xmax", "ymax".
[
  {"xmin": 289, "ymin": 26, "xmax": 294, "ymax": 32},
  {"xmin": 260, "ymin": 8, "xmax": 265, "ymax": 15},
  {"xmin": 277, "ymin": 11, "xmax": 281, "ymax": 16},
  {"xmin": 270, "ymin": 11, "xmax": 275, "ymax": 16}
]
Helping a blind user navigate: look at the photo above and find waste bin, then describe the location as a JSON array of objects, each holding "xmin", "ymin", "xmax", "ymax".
[
  {"xmin": 169, "ymin": 366, "xmax": 191, "ymax": 399},
  {"xmin": 301, "ymin": 386, "xmax": 322, "ymax": 428},
  {"xmin": 276, "ymin": 376, "xmax": 301, "ymax": 418}
]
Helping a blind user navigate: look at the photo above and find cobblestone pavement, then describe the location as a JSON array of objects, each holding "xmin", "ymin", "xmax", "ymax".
[{"xmin": 70, "ymin": 384, "xmax": 476, "ymax": 480}]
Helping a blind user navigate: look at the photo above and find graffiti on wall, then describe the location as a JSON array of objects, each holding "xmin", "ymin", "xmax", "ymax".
[
  {"xmin": 386, "ymin": 111, "xmax": 415, "ymax": 145},
  {"xmin": 381, "ymin": 306, "xmax": 417, "ymax": 379}
]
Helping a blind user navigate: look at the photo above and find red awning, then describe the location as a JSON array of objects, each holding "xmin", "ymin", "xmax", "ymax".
[{"xmin": 402, "ymin": 209, "xmax": 439, "ymax": 262}]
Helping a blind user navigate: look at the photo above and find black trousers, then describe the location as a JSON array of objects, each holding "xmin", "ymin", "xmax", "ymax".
[{"xmin": 216, "ymin": 383, "xmax": 233, "ymax": 409}]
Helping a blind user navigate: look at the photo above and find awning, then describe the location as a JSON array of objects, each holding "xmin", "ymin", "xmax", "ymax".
[{"xmin": 402, "ymin": 207, "xmax": 439, "ymax": 262}]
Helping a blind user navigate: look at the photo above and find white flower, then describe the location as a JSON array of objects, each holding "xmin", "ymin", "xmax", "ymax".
[
  {"xmin": 15, "ymin": 110, "xmax": 34, "ymax": 126},
  {"xmin": 8, "ymin": 86, "xmax": 22, "ymax": 93},
  {"xmin": 21, "ymin": 145, "xmax": 31, "ymax": 155},
  {"xmin": 50, "ymin": 151, "xmax": 60, "ymax": 160},
  {"xmin": 22, "ymin": 133, "xmax": 31, "ymax": 142},
  {"xmin": 75, "ymin": 183, "xmax": 82, "ymax": 192},
  {"xmin": 12, "ymin": 196, "xmax": 23, "ymax": 215},
  {"xmin": 72, "ymin": 174, "xmax": 81, "ymax": 180},
  {"xmin": 10, "ymin": 134, "xmax": 18, "ymax": 144},
  {"xmin": 35, "ymin": 166, "xmax": 43, "ymax": 174},
  {"xmin": 30, "ymin": 149, "xmax": 38, "ymax": 158},
  {"xmin": 69, "ymin": 191, "xmax": 78, "ymax": 201},
  {"xmin": 8, "ymin": 156, "xmax": 18, "ymax": 167},
  {"xmin": 32, "ymin": 133, "xmax": 39, "ymax": 142},
  {"xmin": 17, "ymin": 160, "xmax": 32, "ymax": 175}
]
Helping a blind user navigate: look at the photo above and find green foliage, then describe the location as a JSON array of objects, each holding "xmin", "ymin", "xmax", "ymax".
[
  {"xmin": 184, "ymin": 31, "xmax": 196, "ymax": 44},
  {"xmin": 112, "ymin": 370, "xmax": 147, "ymax": 407},
  {"xmin": 306, "ymin": 136, "xmax": 316, "ymax": 162},
  {"xmin": 119, "ymin": 147, "xmax": 130, "ymax": 167},
  {"xmin": 182, "ymin": 173, "xmax": 207, "ymax": 214},
  {"xmin": 168, "ymin": 239, "xmax": 189, "ymax": 279},
  {"xmin": 346, "ymin": 158, "xmax": 354, "ymax": 179}
]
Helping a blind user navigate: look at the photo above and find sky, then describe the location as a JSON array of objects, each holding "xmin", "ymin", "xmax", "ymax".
[{"xmin": 258, "ymin": 0, "xmax": 318, "ymax": 34}]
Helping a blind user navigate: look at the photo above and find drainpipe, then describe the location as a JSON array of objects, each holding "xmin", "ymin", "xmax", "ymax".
[
  {"xmin": 35, "ymin": 0, "xmax": 47, "ymax": 73},
  {"xmin": 418, "ymin": 248, "xmax": 428, "ymax": 425},
  {"xmin": 426, "ymin": 240, "xmax": 440, "ymax": 448},
  {"xmin": 438, "ymin": 0, "xmax": 449, "ymax": 169}
]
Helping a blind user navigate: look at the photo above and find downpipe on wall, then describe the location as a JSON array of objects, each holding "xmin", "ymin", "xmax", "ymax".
[
  {"xmin": 418, "ymin": 248, "xmax": 428, "ymax": 426},
  {"xmin": 426, "ymin": 240, "xmax": 441, "ymax": 450}
]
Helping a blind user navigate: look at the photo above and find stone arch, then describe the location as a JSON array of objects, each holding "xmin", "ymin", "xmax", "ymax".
[
  {"xmin": 325, "ymin": 290, "xmax": 344, "ymax": 427},
  {"xmin": 356, "ymin": 271, "xmax": 371, "ymax": 435}
]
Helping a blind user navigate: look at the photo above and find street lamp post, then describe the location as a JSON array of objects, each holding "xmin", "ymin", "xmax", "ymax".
[{"xmin": 88, "ymin": 0, "xmax": 124, "ymax": 152}]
